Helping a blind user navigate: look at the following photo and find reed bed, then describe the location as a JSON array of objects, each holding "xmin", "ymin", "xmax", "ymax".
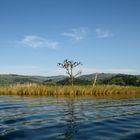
[{"xmin": 0, "ymin": 84, "xmax": 140, "ymax": 98}]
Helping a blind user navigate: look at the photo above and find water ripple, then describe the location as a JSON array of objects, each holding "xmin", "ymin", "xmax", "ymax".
[{"xmin": 0, "ymin": 95, "xmax": 140, "ymax": 140}]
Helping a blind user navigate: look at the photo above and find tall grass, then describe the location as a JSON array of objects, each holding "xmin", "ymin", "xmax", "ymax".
[{"xmin": 0, "ymin": 84, "xmax": 140, "ymax": 98}]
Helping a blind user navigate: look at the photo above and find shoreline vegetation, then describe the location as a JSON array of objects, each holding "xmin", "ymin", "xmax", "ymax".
[{"xmin": 0, "ymin": 84, "xmax": 140, "ymax": 98}]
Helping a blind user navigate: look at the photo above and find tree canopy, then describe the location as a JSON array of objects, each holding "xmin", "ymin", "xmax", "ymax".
[{"xmin": 57, "ymin": 59, "xmax": 82, "ymax": 86}]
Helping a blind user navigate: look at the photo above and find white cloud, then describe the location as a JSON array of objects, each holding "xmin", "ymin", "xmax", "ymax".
[
  {"xmin": 95, "ymin": 28, "xmax": 113, "ymax": 38},
  {"xmin": 18, "ymin": 35, "xmax": 59, "ymax": 49},
  {"xmin": 62, "ymin": 27, "xmax": 88, "ymax": 41}
]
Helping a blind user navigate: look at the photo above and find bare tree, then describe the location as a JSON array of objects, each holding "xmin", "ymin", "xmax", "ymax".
[{"xmin": 57, "ymin": 59, "xmax": 82, "ymax": 86}]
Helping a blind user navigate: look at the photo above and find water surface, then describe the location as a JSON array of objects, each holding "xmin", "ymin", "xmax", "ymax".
[{"xmin": 0, "ymin": 95, "xmax": 140, "ymax": 140}]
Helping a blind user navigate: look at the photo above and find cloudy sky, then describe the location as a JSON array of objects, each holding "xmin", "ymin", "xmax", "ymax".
[{"xmin": 0, "ymin": 0, "xmax": 140, "ymax": 76}]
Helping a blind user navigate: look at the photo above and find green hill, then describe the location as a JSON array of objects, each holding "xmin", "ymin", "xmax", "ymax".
[
  {"xmin": 0, "ymin": 73, "xmax": 140, "ymax": 86},
  {"xmin": 101, "ymin": 74, "xmax": 140, "ymax": 86},
  {"xmin": 0, "ymin": 74, "xmax": 65, "ymax": 85},
  {"xmin": 57, "ymin": 74, "xmax": 140, "ymax": 86},
  {"xmin": 78, "ymin": 73, "xmax": 117, "ymax": 80}
]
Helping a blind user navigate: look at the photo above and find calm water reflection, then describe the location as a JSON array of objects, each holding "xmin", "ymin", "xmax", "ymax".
[{"xmin": 0, "ymin": 95, "xmax": 140, "ymax": 140}]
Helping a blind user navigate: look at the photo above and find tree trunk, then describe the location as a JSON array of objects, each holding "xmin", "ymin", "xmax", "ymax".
[
  {"xmin": 71, "ymin": 76, "xmax": 74, "ymax": 86},
  {"xmin": 70, "ymin": 66, "xmax": 74, "ymax": 86},
  {"xmin": 93, "ymin": 72, "xmax": 98, "ymax": 87}
]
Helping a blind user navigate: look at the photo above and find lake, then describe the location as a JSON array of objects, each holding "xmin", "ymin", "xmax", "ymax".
[{"xmin": 0, "ymin": 95, "xmax": 140, "ymax": 140}]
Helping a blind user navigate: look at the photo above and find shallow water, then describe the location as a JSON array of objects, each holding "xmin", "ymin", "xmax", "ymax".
[{"xmin": 0, "ymin": 95, "xmax": 140, "ymax": 140}]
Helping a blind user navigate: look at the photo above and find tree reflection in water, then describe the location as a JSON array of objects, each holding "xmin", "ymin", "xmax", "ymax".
[{"xmin": 62, "ymin": 98, "xmax": 78, "ymax": 139}]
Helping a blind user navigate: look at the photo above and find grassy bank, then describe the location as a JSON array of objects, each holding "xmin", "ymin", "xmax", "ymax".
[{"xmin": 0, "ymin": 84, "xmax": 140, "ymax": 98}]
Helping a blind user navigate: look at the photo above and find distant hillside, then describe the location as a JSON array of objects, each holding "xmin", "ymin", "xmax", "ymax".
[
  {"xmin": 101, "ymin": 74, "xmax": 140, "ymax": 86},
  {"xmin": 57, "ymin": 73, "xmax": 140, "ymax": 86},
  {"xmin": 56, "ymin": 77, "xmax": 92, "ymax": 85},
  {"xmin": 0, "ymin": 73, "xmax": 116, "ymax": 85},
  {"xmin": 0, "ymin": 73, "xmax": 140, "ymax": 86},
  {"xmin": 0, "ymin": 74, "xmax": 66, "ymax": 85},
  {"xmin": 78, "ymin": 73, "xmax": 117, "ymax": 81}
]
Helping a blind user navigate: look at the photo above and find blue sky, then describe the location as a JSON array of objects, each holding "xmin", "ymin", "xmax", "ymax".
[{"xmin": 0, "ymin": 0, "xmax": 140, "ymax": 76}]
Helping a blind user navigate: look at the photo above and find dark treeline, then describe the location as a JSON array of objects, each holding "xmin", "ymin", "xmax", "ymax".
[
  {"xmin": 100, "ymin": 74, "xmax": 140, "ymax": 86},
  {"xmin": 53, "ymin": 74, "xmax": 140, "ymax": 86}
]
